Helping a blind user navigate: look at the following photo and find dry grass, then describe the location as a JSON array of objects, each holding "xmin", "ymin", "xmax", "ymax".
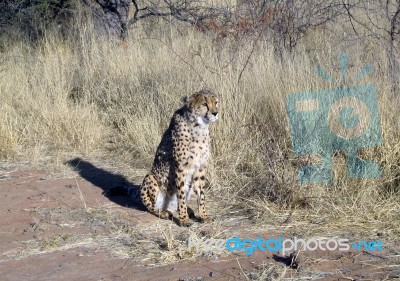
[
  {"xmin": 0, "ymin": 204, "xmax": 233, "ymax": 264},
  {"xmin": 0, "ymin": 15, "xmax": 399, "ymax": 245}
]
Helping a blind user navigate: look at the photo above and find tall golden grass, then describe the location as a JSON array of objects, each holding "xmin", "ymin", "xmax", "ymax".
[{"xmin": 1, "ymin": 17, "xmax": 399, "ymax": 239}]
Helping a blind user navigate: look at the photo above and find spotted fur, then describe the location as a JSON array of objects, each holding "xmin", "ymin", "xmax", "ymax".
[{"xmin": 140, "ymin": 90, "xmax": 219, "ymax": 226}]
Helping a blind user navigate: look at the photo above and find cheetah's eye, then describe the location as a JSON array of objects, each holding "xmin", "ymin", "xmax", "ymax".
[{"xmin": 202, "ymin": 103, "xmax": 207, "ymax": 107}]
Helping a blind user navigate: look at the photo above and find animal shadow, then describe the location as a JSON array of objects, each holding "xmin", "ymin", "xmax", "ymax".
[{"xmin": 66, "ymin": 157, "xmax": 145, "ymax": 211}]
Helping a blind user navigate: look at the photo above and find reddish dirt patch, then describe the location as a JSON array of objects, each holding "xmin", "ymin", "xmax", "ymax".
[{"xmin": 0, "ymin": 164, "xmax": 399, "ymax": 281}]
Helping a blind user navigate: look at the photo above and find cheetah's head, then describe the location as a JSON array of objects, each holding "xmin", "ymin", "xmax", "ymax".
[{"xmin": 184, "ymin": 90, "xmax": 219, "ymax": 125}]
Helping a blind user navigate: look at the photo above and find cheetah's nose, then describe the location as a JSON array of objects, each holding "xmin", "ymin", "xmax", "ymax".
[{"xmin": 212, "ymin": 112, "xmax": 218, "ymax": 116}]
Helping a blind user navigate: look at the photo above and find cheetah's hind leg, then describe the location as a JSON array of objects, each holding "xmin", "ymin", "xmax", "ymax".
[{"xmin": 140, "ymin": 174, "xmax": 172, "ymax": 220}]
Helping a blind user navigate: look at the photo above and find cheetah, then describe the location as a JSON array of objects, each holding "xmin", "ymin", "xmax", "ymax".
[{"xmin": 140, "ymin": 90, "xmax": 219, "ymax": 227}]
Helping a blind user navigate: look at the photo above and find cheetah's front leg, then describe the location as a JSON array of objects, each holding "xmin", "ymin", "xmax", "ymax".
[
  {"xmin": 193, "ymin": 168, "xmax": 211, "ymax": 223},
  {"xmin": 175, "ymin": 166, "xmax": 192, "ymax": 227}
]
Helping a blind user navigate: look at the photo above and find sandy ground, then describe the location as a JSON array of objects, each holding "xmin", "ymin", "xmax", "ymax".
[{"xmin": 0, "ymin": 159, "xmax": 399, "ymax": 281}]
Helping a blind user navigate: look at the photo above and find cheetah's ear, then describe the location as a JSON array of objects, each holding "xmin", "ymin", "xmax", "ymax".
[
  {"xmin": 182, "ymin": 96, "xmax": 190, "ymax": 104},
  {"xmin": 182, "ymin": 95, "xmax": 196, "ymax": 106}
]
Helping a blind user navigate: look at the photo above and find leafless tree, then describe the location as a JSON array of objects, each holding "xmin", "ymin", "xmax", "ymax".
[
  {"xmin": 225, "ymin": 0, "xmax": 348, "ymax": 57},
  {"xmin": 342, "ymin": 0, "xmax": 400, "ymax": 94},
  {"xmin": 0, "ymin": 0, "xmax": 78, "ymax": 41},
  {"xmin": 269, "ymin": 0, "xmax": 345, "ymax": 53},
  {"xmin": 83, "ymin": 0, "xmax": 233, "ymax": 39},
  {"xmin": 0, "ymin": 0, "xmax": 232, "ymax": 41}
]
